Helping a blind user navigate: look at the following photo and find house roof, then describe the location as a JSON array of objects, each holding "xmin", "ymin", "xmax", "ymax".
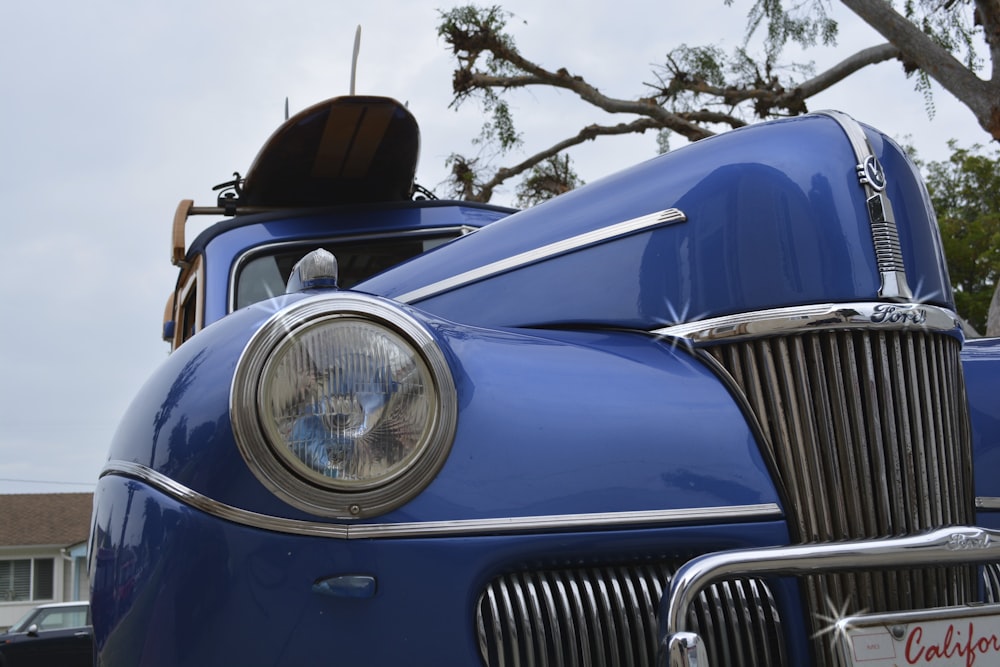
[{"xmin": 0, "ymin": 493, "xmax": 93, "ymax": 548}]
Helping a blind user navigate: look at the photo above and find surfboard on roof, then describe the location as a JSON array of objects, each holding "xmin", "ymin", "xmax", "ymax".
[{"xmin": 239, "ymin": 95, "xmax": 420, "ymax": 207}]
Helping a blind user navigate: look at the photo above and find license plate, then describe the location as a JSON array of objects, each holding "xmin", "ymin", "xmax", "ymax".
[{"xmin": 838, "ymin": 605, "xmax": 1000, "ymax": 666}]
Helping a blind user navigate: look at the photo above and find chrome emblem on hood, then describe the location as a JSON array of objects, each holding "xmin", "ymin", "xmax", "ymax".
[
  {"xmin": 860, "ymin": 154, "xmax": 886, "ymax": 191},
  {"xmin": 815, "ymin": 111, "xmax": 912, "ymax": 300}
]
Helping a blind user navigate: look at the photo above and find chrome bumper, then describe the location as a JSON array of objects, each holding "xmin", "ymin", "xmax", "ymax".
[{"xmin": 659, "ymin": 526, "xmax": 1000, "ymax": 667}]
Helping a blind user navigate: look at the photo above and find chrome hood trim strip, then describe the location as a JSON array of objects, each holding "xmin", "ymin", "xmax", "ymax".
[
  {"xmin": 652, "ymin": 302, "xmax": 962, "ymax": 346},
  {"xmin": 397, "ymin": 207, "xmax": 686, "ymax": 304},
  {"xmin": 101, "ymin": 460, "xmax": 780, "ymax": 539}
]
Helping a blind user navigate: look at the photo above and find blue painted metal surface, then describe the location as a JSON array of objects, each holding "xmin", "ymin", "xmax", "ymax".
[
  {"xmin": 90, "ymin": 478, "xmax": 793, "ymax": 665},
  {"xmin": 109, "ymin": 294, "xmax": 780, "ymax": 523},
  {"xmin": 965, "ymin": 337, "xmax": 1000, "ymax": 500}
]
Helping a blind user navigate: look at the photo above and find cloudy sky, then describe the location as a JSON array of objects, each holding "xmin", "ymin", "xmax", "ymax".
[{"xmin": 0, "ymin": 1, "xmax": 990, "ymax": 495}]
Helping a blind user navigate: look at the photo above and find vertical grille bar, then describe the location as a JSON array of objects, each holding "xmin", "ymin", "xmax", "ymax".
[{"xmin": 706, "ymin": 329, "xmax": 975, "ymax": 666}]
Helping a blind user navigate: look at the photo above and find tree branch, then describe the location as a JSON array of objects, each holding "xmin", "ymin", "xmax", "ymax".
[
  {"xmin": 840, "ymin": 0, "xmax": 999, "ymax": 136},
  {"xmin": 462, "ymin": 69, "xmax": 720, "ymax": 141},
  {"xmin": 470, "ymin": 118, "xmax": 665, "ymax": 202},
  {"xmin": 795, "ymin": 43, "xmax": 902, "ymax": 97},
  {"xmin": 975, "ymin": 0, "xmax": 1000, "ymax": 82},
  {"xmin": 653, "ymin": 43, "xmax": 900, "ymax": 116}
]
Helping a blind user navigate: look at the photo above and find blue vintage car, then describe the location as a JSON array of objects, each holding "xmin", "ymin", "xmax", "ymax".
[{"xmin": 89, "ymin": 95, "xmax": 1000, "ymax": 666}]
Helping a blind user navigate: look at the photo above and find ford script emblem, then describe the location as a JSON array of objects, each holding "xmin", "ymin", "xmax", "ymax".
[
  {"xmin": 947, "ymin": 531, "xmax": 991, "ymax": 550},
  {"xmin": 870, "ymin": 303, "xmax": 927, "ymax": 325}
]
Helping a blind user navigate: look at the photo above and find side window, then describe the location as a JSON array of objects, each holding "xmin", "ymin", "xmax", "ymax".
[{"xmin": 35, "ymin": 608, "xmax": 87, "ymax": 630}]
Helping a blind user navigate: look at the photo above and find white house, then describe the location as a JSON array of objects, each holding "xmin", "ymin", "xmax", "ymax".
[{"xmin": 0, "ymin": 493, "xmax": 92, "ymax": 630}]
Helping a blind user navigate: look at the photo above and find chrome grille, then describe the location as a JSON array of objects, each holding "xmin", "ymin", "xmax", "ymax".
[
  {"xmin": 706, "ymin": 329, "xmax": 976, "ymax": 665},
  {"xmin": 476, "ymin": 562, "xmax": 784, "ymax": 667}
]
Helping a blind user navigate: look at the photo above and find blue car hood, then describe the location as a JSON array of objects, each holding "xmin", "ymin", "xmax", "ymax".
[{"xmin": 357, "ymin": 113, "xmax": 953, "ymax": 330}]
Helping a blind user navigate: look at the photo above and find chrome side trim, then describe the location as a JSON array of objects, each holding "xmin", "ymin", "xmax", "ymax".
[
  {"xmin": 102, "ymin": 460, "xmax": 347, "ymax": 538},
  {"xmin": 814, "ymin": 110, "xmax": 912, "ymax": 299},
  {"xmin": 396, "ymin": 207, "xmax": 687, "ymax": 303},
  {"xmin": 100, "ymin": 460, "xmax": 781, "ymax": 539},
  {"xmin": 659, "ymin": 526, "xmax": 1000, "ymax": 666},
  {"xmin": 978, "ymin": 497, "xmax": 1000, "ymax": 510},
  {"xmin": 652, "ymin": 302, "xmax": 962, "ymax": 345}
]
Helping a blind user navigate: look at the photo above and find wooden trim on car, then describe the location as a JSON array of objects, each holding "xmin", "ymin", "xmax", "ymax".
[
  {"xmin": 171, "ymin": 254, "xmax": 204, "ymax": 350},
  {"xmin": 171, "ymin": 199, "xmax": 194, "ymax": 267}
]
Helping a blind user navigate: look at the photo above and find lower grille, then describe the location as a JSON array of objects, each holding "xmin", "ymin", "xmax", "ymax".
[
  {"xmin": 706, "ymin": 329, "xmax": 976, "ymax": 665},
  {"xmin": 476, "ymin": 561, "xmax": 784, "ymax": 667}
]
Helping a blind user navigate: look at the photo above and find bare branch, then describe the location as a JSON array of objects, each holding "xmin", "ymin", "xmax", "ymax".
[
  {"xmin": 678, "ymin": 110, "xmax": 749, "ymax": 129},
  {"xmin": 650, "ymin": 43, "xmax": 900, "ymax": 117},
  {"xmin": 840, "ymin": 0, "xmax": 999, "ymax": 136},
  {"xmin": 469, "ymin": 119, "xmax": 665, "ymax": 202},
  {"xmin": 461, "ymin": 69, "xmax": 723, "ymax": 141},
  {"xmin": 974, "ymin": 0, "xmax": 1000, "ymax": 81},
  {"xmin": 795, "ymin": 43, "xmax": 902, "ymax": 97}
]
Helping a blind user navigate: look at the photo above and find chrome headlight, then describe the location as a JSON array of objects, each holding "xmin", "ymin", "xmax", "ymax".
[{"xmin": 231, "ymin": 294, "xmax": 457, "ymax": 518}]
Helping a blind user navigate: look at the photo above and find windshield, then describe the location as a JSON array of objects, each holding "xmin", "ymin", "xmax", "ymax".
[
  {"xmin": 234, "ymin": 233, "xmax": 461, "ymax": 310},
  {"xmin": 8, "ymin": 608, "xmax": 38, "ymax": 632}
]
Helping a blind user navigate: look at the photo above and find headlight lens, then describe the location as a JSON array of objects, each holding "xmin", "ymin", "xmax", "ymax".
[
  {"xmin": 231, "ymin": 294, "xmax": 457, "ymax": 518},
  {"xmin": 260, "ymin": 318, "xmax": 435, "ymax": 489}
]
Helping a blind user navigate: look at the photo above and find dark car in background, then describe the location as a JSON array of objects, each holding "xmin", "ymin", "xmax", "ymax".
[{"xmin": 0, "ymin": 602, "xmax": 92, "ymax": 667}]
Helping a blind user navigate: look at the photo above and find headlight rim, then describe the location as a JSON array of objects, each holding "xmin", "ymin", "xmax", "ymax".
[{"xmin": 231, "ymin": 293, "xmax": 457, "ymax": 520}]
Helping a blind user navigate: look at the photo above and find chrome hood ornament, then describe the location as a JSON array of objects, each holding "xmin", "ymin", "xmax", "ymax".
[{"xmin": 816, "ymin": 110, "xmax": 913, "ymax": 300}]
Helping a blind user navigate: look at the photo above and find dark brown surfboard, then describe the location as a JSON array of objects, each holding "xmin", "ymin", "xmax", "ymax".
[{"xmin": 240, "ymin": 96, "xmax": 419, "ymax": 207}]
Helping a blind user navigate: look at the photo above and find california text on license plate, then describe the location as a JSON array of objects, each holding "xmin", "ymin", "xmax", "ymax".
[{"xmin": 838, "ymin": 605, "xmax": 1000, "ymax": 666}]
